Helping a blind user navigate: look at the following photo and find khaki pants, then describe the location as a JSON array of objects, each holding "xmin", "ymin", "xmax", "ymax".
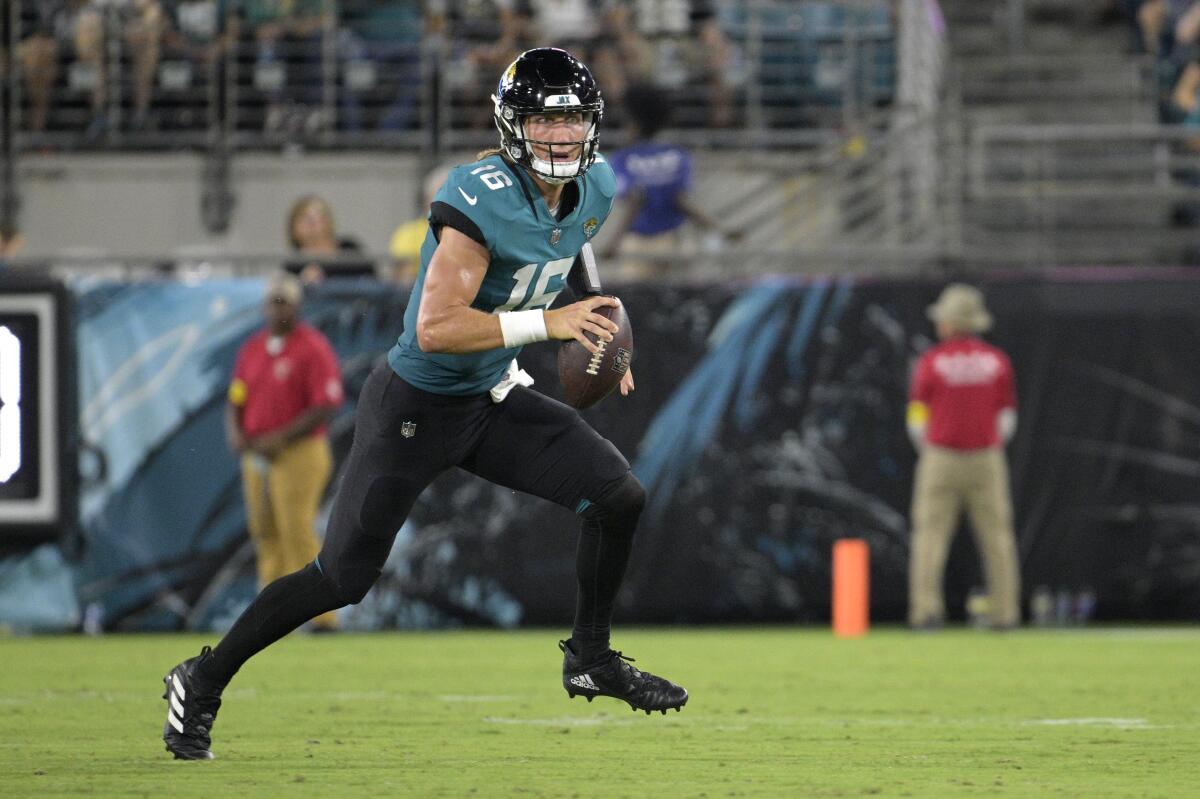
[
  {"xmin": 909, "ymin": 445, "xmax": 1020, "ymax": 627},
  {"xmin": 241, "ymin": 434, "xmax": 337, "ymax": 630}
]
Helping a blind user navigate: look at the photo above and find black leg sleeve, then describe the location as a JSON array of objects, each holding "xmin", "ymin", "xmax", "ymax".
[
  {"xmin": 571, "ymin": 472, "xmax": 646, "ymax": 661},
  {"xmin": 197, "ymin": 561, "xmax": 343, "ymax": 687}
]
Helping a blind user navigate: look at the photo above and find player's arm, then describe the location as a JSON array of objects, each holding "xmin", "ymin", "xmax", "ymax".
[{"xmin": 416, "ymin": 228, "xmax": 620, "ymax": 355}]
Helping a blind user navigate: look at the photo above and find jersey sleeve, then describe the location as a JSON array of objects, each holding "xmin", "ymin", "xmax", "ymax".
[
  {"xmin": 588, "ymin": 155, "xmax": 618, "ymax": 223},
  {"xmin": 303, "ymin": 333, "xmax": 344, "ymax": 409},
  {"xmin": 428, "ymin": 161, "xmax": 503, "ymax": 249}
]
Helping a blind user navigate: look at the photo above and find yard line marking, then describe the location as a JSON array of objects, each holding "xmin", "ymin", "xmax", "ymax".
[
  {"xmin": 1027, "ymin": 718, "xmax": 1167, "ymax": 729},
  {"xmin": 483, "ymin": 716, "xmax": 652, "ymax": 727}
]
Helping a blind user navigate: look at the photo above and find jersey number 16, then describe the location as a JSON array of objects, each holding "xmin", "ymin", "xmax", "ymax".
[{"xmin": 496, "ymin": 256, "xmax": 575, "ymax": 313}]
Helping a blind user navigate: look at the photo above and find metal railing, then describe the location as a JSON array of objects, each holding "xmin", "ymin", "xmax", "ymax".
[
  {"xmin": 1, "ymin": 0, "xmax": 916, "ymax": 256},
  {"xmin": 965, "ymin": 123, "xmax": 1200, "ymax": 267},
  {"xmin": 945, "ymin": 0, "xmax": 1111, "ymax": 55},
  {"xmin": 3, "ymin": 0, "xmax": 899, "ymax": 153}
]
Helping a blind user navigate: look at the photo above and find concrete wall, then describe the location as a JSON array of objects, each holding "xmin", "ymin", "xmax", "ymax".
[
  {"xmin": 16, "ymin": 152, "xmax": 430, "ymax": 258},
  {"xmin": 13, "ymin": 150, "xmax": 809, "ymax": 262}
]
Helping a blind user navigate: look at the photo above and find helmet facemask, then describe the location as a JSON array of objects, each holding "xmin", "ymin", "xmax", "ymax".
[{"xmin": 493, "ymin": 96, "xmax": 601, "ymax": 185}]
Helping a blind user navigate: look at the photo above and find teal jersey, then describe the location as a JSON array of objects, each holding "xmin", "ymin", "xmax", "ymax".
[{"xmin": 389, "ymin": 154, "xmax": 616, "ymax": 395}]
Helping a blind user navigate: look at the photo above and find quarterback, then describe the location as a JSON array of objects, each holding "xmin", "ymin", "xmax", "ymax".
[{"xmin": 161, "ymin": 47, "xmax": 687, "ymax": 761}]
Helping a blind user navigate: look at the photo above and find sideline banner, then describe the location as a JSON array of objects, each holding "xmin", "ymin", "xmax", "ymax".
[{"xmin": 7, "ymin": 272, "xmax": 1200, "ymax": 631}]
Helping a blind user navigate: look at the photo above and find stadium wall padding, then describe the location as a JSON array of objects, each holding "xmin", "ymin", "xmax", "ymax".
[{"xmin": 6, "ymin": 272, "xmax": 1200, "ymax": 631}]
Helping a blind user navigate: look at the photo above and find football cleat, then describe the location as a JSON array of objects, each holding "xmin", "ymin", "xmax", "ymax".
[
  {"xmin": 560, "ymin": 640, "xmax": 688, "ymax": 714},
  {"xmin": 162, "ymin": 646, "xmax": 223, "ymax": 760}
]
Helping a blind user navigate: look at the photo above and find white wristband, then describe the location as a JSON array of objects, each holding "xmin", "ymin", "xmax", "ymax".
[{"xmin": 498, "ymin": 309, "xmax": 548, "ymax": 348}]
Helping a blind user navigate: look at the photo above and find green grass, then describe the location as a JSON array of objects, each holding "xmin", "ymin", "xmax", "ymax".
[{"xmin": 2, "ymin": 627, "xmax": 1199, "ymax": 798}]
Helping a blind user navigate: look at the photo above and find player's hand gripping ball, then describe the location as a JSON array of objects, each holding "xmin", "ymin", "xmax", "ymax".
[{"xmin": 557, "ymin": 298, "xmax": 633, "ymax": 409}]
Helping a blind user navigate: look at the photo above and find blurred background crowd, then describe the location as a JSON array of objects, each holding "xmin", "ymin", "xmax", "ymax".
[
  {"xmin": 0, "ymin": 1, "xmax": 892, "ymax": 143},
  {"xmin": 3, "ymin": 1, "xmax": 1200, "ymax": 275}
]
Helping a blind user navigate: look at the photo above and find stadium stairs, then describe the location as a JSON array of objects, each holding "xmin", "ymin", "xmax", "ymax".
[{"xmin": 940, "ymin": 0, "xmax": 1186, "ymax": 268}]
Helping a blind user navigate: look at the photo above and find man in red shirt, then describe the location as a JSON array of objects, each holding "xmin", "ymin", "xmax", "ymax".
[
  {"xmin": 227, "ymin": 273, "xmax": 344, "ymax": 632},
  {"xmin": 907, "ymin": 284, "xmax": 1019, "ymax": 630}
]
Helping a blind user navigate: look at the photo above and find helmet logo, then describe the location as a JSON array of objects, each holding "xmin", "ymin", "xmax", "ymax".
[
  {"xmin": 500, "ymin": 62, "xmax": 518, "ymax": 92},
  {"xmin": 545, "ymin": 94, "xmax": 581, "ymax": 107}
]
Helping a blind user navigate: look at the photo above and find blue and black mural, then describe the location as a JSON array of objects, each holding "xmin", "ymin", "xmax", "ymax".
[{"xmin": 5, "ymin": 272, "xmax": 1200, "ymax": 632}]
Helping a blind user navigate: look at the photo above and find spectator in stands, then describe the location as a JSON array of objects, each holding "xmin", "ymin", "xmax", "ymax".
[
  {"xmin": 80, "ymin": 0, "xmax": 165, "ymax": 136},
  {"xmin": 15, "ymin": 1, "xmax": 164, "ymax": 138},
  {"xmin": 164, "ymin": 0, "xmax": 228, "ymax": 49},
  {"xmin": 520, "ymin": 0, "xmax": 628, "ymax": 110},
  {"xmin": 240, "ymin": 0, "xmax": 328, "ymax": 135},
  {"xmin": 907, "ymin": 284, "xmax": 1020, "ymax": 632},
  {"xmin": 442, "ymin": 0, "xmax": 530, "ymax": 129},
  {"xmin": 601, "ymin": 82, "xmax": 741, "ymax": 277},
  {"xmin": 13, "ymin": 2, "xmax": 62, "ymax": 135},
  {"xmin": 159, "ymin": 1, "xmax": 235, "ymax": 130},
  {"xmin": 338, "ymin": 0, "xmax": 426, "ymax": 132},
  {"xmin": 1138, "ymin": 0, "xmax": 1198, "ymax": 56},
  {"xmin": 609, "ymin": 0, "xmax": 736, "ymax": 127},
  {"xmin": 227, "ymin": 272, "xmax": 342, "ymax": 633},
  {"xmin": 284, "ymin": 195, "xmax": 375, "ymax": 281},
  {"xmin": 1155, "ymin": 4, "xmax": 1200, "ymax": 228},
  {"xmin": 1144, "ymin": 0, "xmax": 1198, "ymax": 120}
]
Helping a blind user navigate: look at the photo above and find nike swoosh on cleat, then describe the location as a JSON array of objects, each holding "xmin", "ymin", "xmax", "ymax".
[{"xmin": 458, "ymin": 187, "xmax": 478, "ymax": 206}]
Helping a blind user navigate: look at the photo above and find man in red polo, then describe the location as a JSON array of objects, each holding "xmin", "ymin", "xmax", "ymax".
[
  {"xmin": 907, "ymin": 283, "xmax": 1019, "ymax": 630},
  {"xmin": 227, "ymin": 273, "xmax": 343, "ymax": 631}
]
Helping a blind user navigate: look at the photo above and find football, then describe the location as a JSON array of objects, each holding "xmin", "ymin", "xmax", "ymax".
[{"xmin": 557, "ymin": 298, "xmax": 634, "ymax": 409}]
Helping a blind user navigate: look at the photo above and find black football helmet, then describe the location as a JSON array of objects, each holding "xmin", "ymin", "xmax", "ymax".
[{"xmin": 492, "ymin": 48, "xmax": 604, "ymax": 185}]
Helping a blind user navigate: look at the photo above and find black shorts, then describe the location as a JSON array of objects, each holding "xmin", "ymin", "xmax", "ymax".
[{"xmin": 319, "ymin": 362, "xmax": 631, "ymax": 571}]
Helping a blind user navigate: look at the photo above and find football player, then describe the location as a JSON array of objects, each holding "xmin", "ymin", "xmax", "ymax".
[{"xmin": 162, "ymin": 47, "xmax": 687, "ymax": 761}]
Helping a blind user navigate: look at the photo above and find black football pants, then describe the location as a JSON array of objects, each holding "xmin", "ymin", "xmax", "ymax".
[
  {"xmin": 317, "ymin": 362, "xmax": 639, "ymax": 606},
  {"xmin": 200, "ymin": 361, "xmax": 643, "ymax": 686}
]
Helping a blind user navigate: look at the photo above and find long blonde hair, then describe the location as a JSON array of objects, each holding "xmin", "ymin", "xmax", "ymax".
[{"xmin": 286, "ymin": 195, "xmax": 335, "ymax": 250}]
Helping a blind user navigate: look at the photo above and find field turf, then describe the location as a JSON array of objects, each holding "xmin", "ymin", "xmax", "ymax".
[{"xmin": 2, "ymin": 627, "xmax": 1198, "ymax": 797}]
